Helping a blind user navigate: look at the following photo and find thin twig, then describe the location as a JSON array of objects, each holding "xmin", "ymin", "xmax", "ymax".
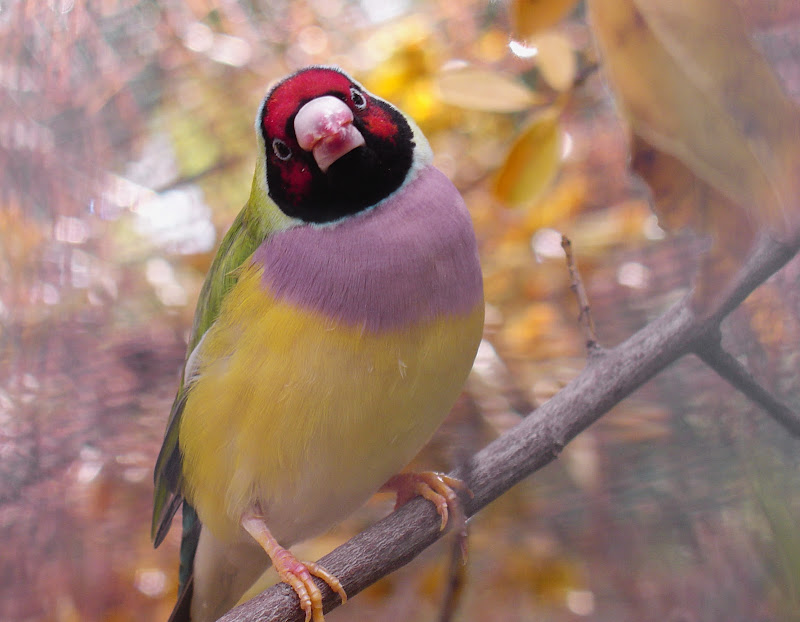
[
  {"xmin": 437, "ymin": 523, "xmax": 469, "ymax": 622},
  {"xmin": 694, "ymin": 330, "xmax": 800, "ymax": 437},
  {"xmin": 561, "ymin": 234, "xmax": 600, "ymax": 352}
]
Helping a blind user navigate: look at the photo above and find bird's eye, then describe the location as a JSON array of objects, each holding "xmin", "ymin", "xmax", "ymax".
[
  {"xmin": 272, "ymin": 138, "xmax": 292, "ymax": 161},
  {"xmin": 350, "ymin": 87, "xmax": 367, "ymax": 110}
]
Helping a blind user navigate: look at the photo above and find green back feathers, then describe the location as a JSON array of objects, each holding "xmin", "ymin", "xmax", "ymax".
[{"xmin": 151, "ymin": 181, "xmax": 292, "ymax": 585}]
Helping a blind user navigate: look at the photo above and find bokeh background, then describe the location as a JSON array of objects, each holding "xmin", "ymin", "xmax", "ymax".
[{"xmin": 2, "ymin": 1, "xmax": 800, "ymax": 621}]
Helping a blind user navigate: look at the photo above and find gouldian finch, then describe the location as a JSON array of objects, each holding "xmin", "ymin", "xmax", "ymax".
[{"xmin": 151, "ymin": 66, "xmax": 484, "ymax": 622}]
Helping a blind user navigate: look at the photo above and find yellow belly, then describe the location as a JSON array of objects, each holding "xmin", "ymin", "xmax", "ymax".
[{"xmin": 179, "ymin": 264, "xmax": 483, "ymax": 544}]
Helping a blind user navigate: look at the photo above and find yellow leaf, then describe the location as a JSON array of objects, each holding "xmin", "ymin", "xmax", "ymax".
[
  {"xmin": 588, "ymin": 0, "xmax": 800, "ymax": 307},
  {"xmin": 631, "ymin": 135, "xmax": 755, "ymax": 308},
  {"xmin": 588, "ymin": 0, "xmax": 800, "ymax": 235},
  {"xmin": 522, "ymin": 174, "xmax": 586, "ymax": 232},
  {"xmin": 533, "ymin": 32, "xmax": 577, "ymax": 92},
  {"xmin": 511, "ymin": 0, "xmax": 582, "ymax": 39},
  {"xmin": 568, "ymin": 199, "xmax": 652, "ymax": 257},
  {"xmin": 436, "ymin": 66, "xmax": 542, "ymax": 112},
  {"xmin": 492, "ymin": 108, "xmax": 562, "ymax": 207}
]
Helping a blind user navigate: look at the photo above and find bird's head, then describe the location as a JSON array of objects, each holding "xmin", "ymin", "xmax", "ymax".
[{"xmin": 253, "ymin": 66, "xmax": 432, "ymax": 224}]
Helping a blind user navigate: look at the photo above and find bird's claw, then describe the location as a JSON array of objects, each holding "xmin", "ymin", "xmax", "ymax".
[
  {"xmin": 276, "ymin": 556, "xmax": 346, "ymax": 622},
  {"xmin": 241, "ymin": 511, "xmax": 346, "ymax": 622},
  {"xmin": 382, "ymin": 471, "xmax": 471, "ymax": 531}
]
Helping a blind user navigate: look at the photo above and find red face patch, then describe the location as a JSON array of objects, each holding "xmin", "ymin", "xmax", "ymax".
[
  {"xmin": 257, "ymin": 66, "xmax": 414, "ymax": 223},
  {"xmin": 261, "ymin": 69, "xmax": 367, "ymax": 205},
  {"xmin": 261, "ymin": 67, "xmax": 398, "ymax": 161},
  {"xmin": 262, "ymin": 68, "xmax": 355, "ymax": 138}
]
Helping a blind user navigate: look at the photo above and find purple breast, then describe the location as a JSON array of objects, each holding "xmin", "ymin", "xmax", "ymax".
[{"xmin": 253, "ymin": 165, "xmax": 483, "ymax": 333}]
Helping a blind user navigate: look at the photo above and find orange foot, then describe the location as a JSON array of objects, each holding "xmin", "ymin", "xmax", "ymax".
[
  {"xmin": 241, "ymin": 512, "xmax": 347, "ymax": 622},
  {"xmin": 381, "ymin": 471, "xmax": 472, "ymax": 531}
]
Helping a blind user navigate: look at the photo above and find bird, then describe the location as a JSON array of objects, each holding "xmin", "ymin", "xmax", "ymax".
[{"xmin": 151, "ymin": 65, "xmax": 484, "ymax": 622}]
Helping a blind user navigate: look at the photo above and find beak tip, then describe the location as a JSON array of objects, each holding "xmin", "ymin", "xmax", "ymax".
[{"xmin": 313, "ymin": 126, "xmax": 366, "ymax": 172}]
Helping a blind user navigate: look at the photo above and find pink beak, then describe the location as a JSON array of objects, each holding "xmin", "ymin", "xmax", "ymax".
[{"xmin": 293, "ymin": 96, "xmax": 366, "ymax": 173}]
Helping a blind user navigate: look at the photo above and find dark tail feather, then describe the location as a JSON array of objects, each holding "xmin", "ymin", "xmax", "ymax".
[
  {"xmin": 179, "ymin": 504, "xmax": 202, "ymax": 591},
  {"xmin": 167, "ymin": 575, "xmax": 193, "ymax": 622},
  {"xmin": 153, "ymin": 491, "xmax": 184, "ymax": 548}
]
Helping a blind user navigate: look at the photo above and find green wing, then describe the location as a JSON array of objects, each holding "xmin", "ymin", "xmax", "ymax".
[{"xmin": 151, "ymin": 197, "xmax": 276, "ymax": 550}]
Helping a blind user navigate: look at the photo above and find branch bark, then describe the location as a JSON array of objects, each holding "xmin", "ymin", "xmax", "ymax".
[
  {"xmin": 219, "ymin": 234, "xmax": 800, "ymax": 622},
  {"xmin": 562, "ymin": 234, "xmax": 599, "ymax": 351},
  {"xmin": 694, "ymin": 329, "xmax": 800, "ymax": 435}
]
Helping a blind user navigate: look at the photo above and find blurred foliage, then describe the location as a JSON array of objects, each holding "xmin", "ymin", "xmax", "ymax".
[
  {"xmin": 1, "ymin": 1, "xmax": 799, "ymax": 621},
  {"xmin": 589, "ymin": 0, "xmax": 800, "ymax": 309}
]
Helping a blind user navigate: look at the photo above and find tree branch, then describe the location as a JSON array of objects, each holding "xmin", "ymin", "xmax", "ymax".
[
  {"xmin": 694, "ymin": 329, "xmax": 800, "ymax": 436},
  {"xmin": 219, "ymin": 234, "xmax": 800, "ymax": 622}
]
